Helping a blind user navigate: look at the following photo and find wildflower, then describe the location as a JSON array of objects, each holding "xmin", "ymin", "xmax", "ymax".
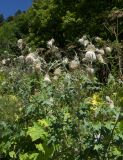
[
  {"xmin": 17, "ymin": 39, "xmax": 23, "ymax": 50},
  {"xmin": 86, "ymin": 67, "xmax": 94, "ymax": 75},
  {"xmin": 105, "ymin": 47, "xmax": 112, "ymax": 54},
  {"xmin": 51, "ymin": 45, "xmax": 59, "ymax": 53},
  {"xmin": 53, "ymin": 75, "xmax": 58, "ymax": 81},
  {"xmin": 91, "ymin": 94, "xmax": 99, "ymax": 106},
  {"xmin": 9, "ymin": 95, "xmax": 18, "ymax": 102},
  {"xmin": 62, "ymin": 57, "xmax": 69, "ymax": 64},
  {"xmin": 83, "ymin": 40, "xmax": 90, "ymax": 47},
  {"xmin": 25, "ymin": 53, "xmax": 36, "ymax": 65},
  {"xmin": 1, "ymin": 59, "xmax": 6, "ymax": 65},
  {"xmin": 17, "ymin": 55, "xmax": 25, "ymax": 64},
  {"xmin": 95, "ymin": 36, "xmax": 102, "ymax": 43},
  {"xmin": 47, "ymin": 38, "xmax": 55, "ymax": 49},
  {"xmin": 14, "ymin": 114, "xmax": 19, "ymax": 121},
  {"xmin": 43, "ymin": 73, "xmax": 51, "ymax": 83},
  {"xmin": 94, "ymin": 133, "xmax": 101, "ymax": 142},
  {"xmin": 19, "ymin": 107, "xmax": 23, "ymax": 112},
  {"xmin": 85, "ymin": 51, "xmax": 96, "ymax": 62},
  {"xmin": 78, "ymin": 38, "xmax": 84, "ymax": 45},
  {"xmin": 78, "ymin": 35, "xmax": 88, "ymax": 46},
  {"xmin": 86, "ymin": 44, "xmax": 96, "ymax": 52},
  {"xmin": 106, "ymin": 96, "xmax": 114, "ymax": 108},
  {"xmin": 96, "ymin": 48, "xmax": 105, "ymax": 55},
  {"xmin": 34, "ymin": 63, "xmax": 42, "ymax": 73},
  {"xmin": 4, "ymin": 50, "xmax": 8, "ymax": 54},
  {"xmin": 69, "ymin": 59, "xmax": 80, "ymax": 70},
  {"xmin": 54, "ymin": 68, "xmax": 62, "ymax": 76},
  {"xmin": 96, "ymin": 54, "xmax": 105, "ymax": 64}
]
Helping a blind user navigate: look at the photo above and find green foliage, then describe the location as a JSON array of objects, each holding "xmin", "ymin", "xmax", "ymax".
[
  {"xmin": 1, "ymin": 0, "xmax": 123, "ymax": 159},
  {"xmin": 0, "ymin": 68, "xmax": 123, "ymax": 159}
]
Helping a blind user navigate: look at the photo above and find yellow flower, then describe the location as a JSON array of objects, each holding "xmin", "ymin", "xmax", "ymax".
[
  {"xmin": 9, "ymin": 95, "xmax": 18, "ymax": 102},
  {"xmin": 90, "ymin": 94, "xmax": 101, "ymax": 106},
  {"xmin": 38, "ymin": 119, "xmax": 49, "ymax": 127},
  {"xmin": 14, "ymin": 114, "xmax": 19, "ymax": 121}
]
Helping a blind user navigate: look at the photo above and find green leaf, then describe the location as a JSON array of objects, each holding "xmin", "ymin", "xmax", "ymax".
[
  {"xmin": 19, "ymin": 153, "xmax": 39, "ymax": 160},
  {"xmin": 9, "ymin": 151, "xmax": 16, "ymax": 158},
  {"xmin": 94, "ymin": 144, "xmax": 103, "ymax": 151},
  {"xmin": 19, "ymin": 153, "xmax": 28, "ymax": 160},
  {"xmin": 27, "ymin": 122, "xmax": 48, "ymax": 141},
  {"xmin": 36, "ymin": 143, "xmax": 45, "ymax": 154}
]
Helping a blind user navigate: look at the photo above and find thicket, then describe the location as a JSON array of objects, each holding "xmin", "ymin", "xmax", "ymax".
[{"xmin": 0, "ymin": 0, "xmax": 123, "ymax": 160}]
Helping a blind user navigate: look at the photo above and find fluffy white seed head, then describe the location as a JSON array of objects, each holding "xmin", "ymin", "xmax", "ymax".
[
  {"xmin": 53, "ymin": 75, "xmax": 58, "ymax": 81},
  {"xmin": 54, "ymin": 68, "xmax": 62, "ymax": 76},
  {"xmin": 78, "ymin": 35, "xmax": 88, "ymax": 46},
  {"xmin": 17, "ymin": 55, "xmax": 25, "ymax": 64},
  {"xmin": 83, "ymin": 40, "xmax": 90, "ymax": 47},
  {"xmin": 62, "ymin": 57, "xmax": 69, "ymax": 64},
  {"xmin": 4, "ymin": 50, "xmax": 8, "ymax": 54},
  {"xmin": 85, "ymin": 51, "xmax": 96, "ymax": 62},
  {"xmin": 86, "ymin": 44, "xmax": 96, "ymax": 52},
  {"xmin": 96, "ymin": 54, "xmax": 105, "ymax": 63},
  {"xmin": 105, "ymin": 47, "xmax": 112, "ymax": 54},
  {"xmin": 82, "ymin": 35, "xmax": 87, "ymax": 40},
  {"xmin": 17, "ymin": 39, "xmax": 23, "ymax": 50},
  {"xmin": 33, "ymin": 58, "xmax": 41, "ymax": 65},
  {"xmin": 69, "ymin": 59, "xmax": 80, "ymax": 70},
  {"xmin": 47, "ymin": 38, "xmax": 55, "ymax": 49},
  {"xmin": 25, "ymin": 53, "xmax": 36, "ymax": 65},
  {"xmin": 43, "ymin": 74, "xmax": 51, "ymax": 83},
  {"xmin": 1, "ymin": 59, "xmax": 6, "ymax": 65},
  {"xmin": 106, "ymin": 96, "xmax": 114, "ymax": 108},
  {"xmin": 78, "ymin": 38, "xmax": 84, "ymax": 45},
  {"xmin": 95, "ymin": 36, "xmax": 102, "ymax": 43},
  {"xmin": 51, "ymin": 45, "xmax": 59, "ymax": 53},
  {"xmin": 34, "ymin": 63, "xmax": 42, "ymax": 73},
  {"xmin": 86, "ymin": 67, "xmax": 94, "ymax": 75},
  {"xmin": 25, "ymin": 52, "xmax": 39, "ymax": 65},
  {"xmin": 96, "ymin": 48, "xmax": 105, "ymax": 55}
]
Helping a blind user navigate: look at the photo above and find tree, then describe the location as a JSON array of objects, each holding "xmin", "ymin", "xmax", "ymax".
[
  {"xmin": 0, "ymin": 14, "xmax": 4, "ymax": 25},
  {"xmin": 15, "ymin": 9, "xmax": 22, "ymax": 17}
]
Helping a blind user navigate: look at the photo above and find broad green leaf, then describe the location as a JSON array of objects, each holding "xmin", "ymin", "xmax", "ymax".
[
  {"xmin": 27, "ymin": 122, "xmax": 48, "ymax": 141},
  {"xmin": 36, "ymin": 143, "xmax": 45, "ymax": 154},
  {"xmin": 9, "ymin": 151, "xmax": 16, "ymax": 158}
]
